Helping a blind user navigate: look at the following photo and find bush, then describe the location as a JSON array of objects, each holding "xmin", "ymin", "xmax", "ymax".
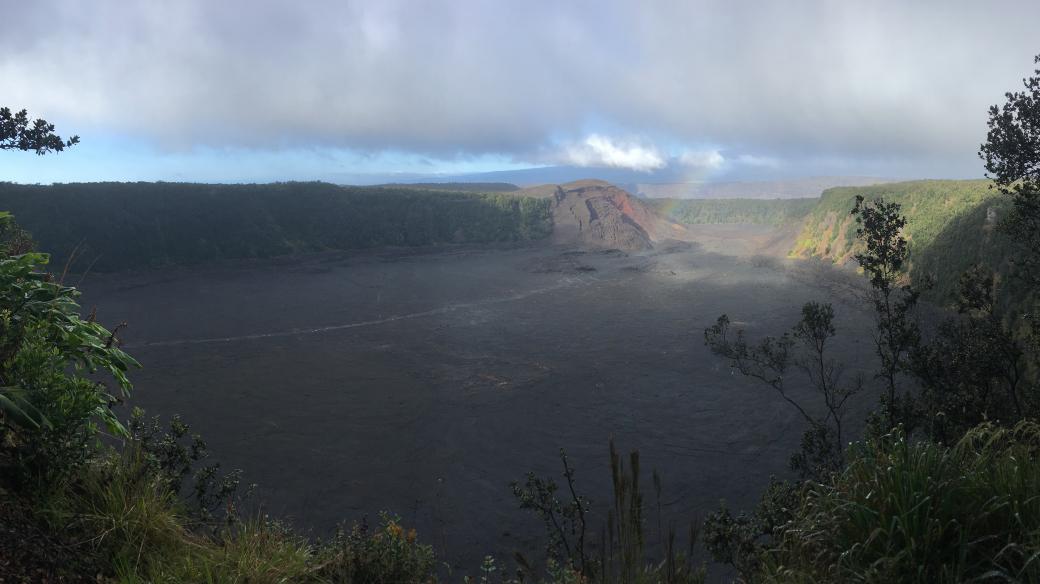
[
  {"xmin": 762, "ymin": 422, "xmax": 1040, "ymax": 583},
  {"xmin": 41, "ymin": 446, "xmax": 191, "ymax": 579},
  {"xmin": 128, "ymin": 409, "xmax": 247, "ymax": 523},
  {"xmin": 312, "ymin": 512, "xmax": 437, "ymax": 584},
  {"xmin": 0, "ymin": 214, "xmax": 138, "ymax": 486},
  {"xmin": 154, "ymin": 518, "xmax": 314, "ymax": 584},
  {"xmin": 512, "ymin": 442, "xmax": 706, "ymax": 584}
]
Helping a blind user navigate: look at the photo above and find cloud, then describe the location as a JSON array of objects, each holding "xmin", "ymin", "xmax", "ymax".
[
  {"xmin": 1, "ymin": 0, "xmax": 1038, "ymax": 178},
  {"xmin": 735, "ymin": 154, "xmax": 780, "ymax": 169},
  {"xmin": 679, "ymin": 150, "xmax": 726, "ymax": 170},
  {"xmin": 562, "ymin": 135, "xmax": 666, "ymax": 171}
]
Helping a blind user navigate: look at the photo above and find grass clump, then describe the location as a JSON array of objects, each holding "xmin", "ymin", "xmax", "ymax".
[{"xmin": 762, "ymin": 422, "xmax": 1040, "ymax": 583}]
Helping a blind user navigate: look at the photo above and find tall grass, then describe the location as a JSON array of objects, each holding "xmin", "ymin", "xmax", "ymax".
[
  {"xmin": 762, "ymin": 422, "xmax": 1040, "ymax": 583},
  {"xmin": 31, "ymin": 445, "xmax": 434, "ymax": 583}
]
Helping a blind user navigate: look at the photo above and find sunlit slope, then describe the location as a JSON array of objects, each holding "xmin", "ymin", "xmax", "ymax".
[
  {"xmin": 791, "ymin": 179, "xmax": 1017, "ymax": 303},
  {"xmin": 648, "ymin": 197, "xmax": 817, "ymax": 226},
  {"xmin": 0, "ymin": 182, "xmax": 552, "ymax": 271}
]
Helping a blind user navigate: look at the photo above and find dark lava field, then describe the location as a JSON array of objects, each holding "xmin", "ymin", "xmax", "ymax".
[{"xmin": 78, "ymin": 225, "xmax": 878, "ymax": 571}]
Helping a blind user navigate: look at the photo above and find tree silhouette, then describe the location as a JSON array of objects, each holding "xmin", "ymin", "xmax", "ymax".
[
  {"xmin": 0, "ymin": 107, "xmax": 79, "ymax": 155},
  {"xmin": 980, "ymin": 54, "xmax": 1040, "ymax": 283}
]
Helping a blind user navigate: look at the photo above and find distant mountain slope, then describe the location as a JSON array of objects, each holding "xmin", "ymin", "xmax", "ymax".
[
  {"xmin": 0, "ymin": 179, "xmax": 692, "ymax": 271},
  {"xmin": 790, "ymin": 179, "xmax": 1019, "ymax": 305},
  {"xmin": 631, "ymin": 176, "xmax": 895, "ymax": 200},
  {"xmin": 373, "ymin": 182, "xmax": 520, "ymax": 193},
  {"xmin": 0, "ymin": 182, "xmax": 552, "ymax": 271},
  {"xmin": 648, "ymin": 198, "xmax": 817, "ymax": 226}
]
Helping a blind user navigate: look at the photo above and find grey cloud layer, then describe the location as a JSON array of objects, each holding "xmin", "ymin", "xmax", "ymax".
[{"xmin": 3, "ymin": 0, "xmax": 1037, "ymax": 170}]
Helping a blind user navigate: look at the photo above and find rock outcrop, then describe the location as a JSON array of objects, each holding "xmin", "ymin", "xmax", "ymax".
[{"xmin": 519, "ymin": 179, "xmax": 688, "ymax": 251}]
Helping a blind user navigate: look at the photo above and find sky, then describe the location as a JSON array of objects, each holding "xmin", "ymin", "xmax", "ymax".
[{"xmin": 2, "ymin": 0, "xmax": 1038, "ymax": 185}]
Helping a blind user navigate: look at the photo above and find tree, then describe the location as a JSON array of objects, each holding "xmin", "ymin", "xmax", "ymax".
[
  {"xmin": 851, "ymin": 195, "xmax": 923, "ymax": 432},
  {"xmin": 980, "ymin": 55, "xmax": 1040, "ymax": 284},
  {"xmin": 0, "ymin": 107, "xmax": 77, "ymax": 254},
  {"xmin": 704, "ymin": 301, "xmax": 863, "ymax": 478},
  {"xmin": 911, "ymin": 265, "xmax": 1031, "ymax": 443},
  {"xmin": 0, "ymin": 109, "xmax": 136, "ymax": 484},
  {"xmin": 0, "ymin": 107, "xmax": 79, "ymax": 154}
]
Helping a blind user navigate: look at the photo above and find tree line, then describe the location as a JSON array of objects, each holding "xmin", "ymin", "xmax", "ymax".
[
  {"xmin": 0, "ymin": 181, "xmax": 553, "ymax": 272},
  {"xmin": 648, "ymin": 197, "xmax": 817, "ymax": 227}
]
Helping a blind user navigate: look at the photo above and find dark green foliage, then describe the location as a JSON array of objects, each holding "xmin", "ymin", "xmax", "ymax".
[
  {"xmin": 912, "ymin": 265, "xmax": 1034, "ymax": 443},
  {"xmin": 980, "ymin": 54, "xmax": 1040, "ymax": 285},
  {"xmin": 0, "ymin": 211, "xmax": 33, "ymax": 256},
  {"xmin": 313, "ymin": 513, "xmax": 437, "ymax": 584},
  {"xmin": 851, "ymin": 196, "xmax": 908, "ymax": 290},
  {"xmin": 704, "ymin": 302, "xmax": 862, "ymax": 478},
  {"xmin": 511, "ymin": 449, "xmax": 590, "ymax": 576},
  {"xmin": 791, "ymin": 180, "xmax": 1022, "ymax": 307},
  {"xmin": 127, "ymin": 409, "xmax": 246, "ymax": 523},
  {"xmin": 648, "ymin": 198, "xmax": 816, "ymax": 226},
  {"xmin": 762, "ymin": 423, "xmax": 1040, "ymax": 583},
  {"xmin": 912, "ymin": 198, "xmax": 1022, "ymax": 311},
  {"xmin": 605, "ymin": 441, "xmax": 644, "ymax": 583},
  {"xmin": 513, "ymin": 441, "xmax": 705, "ymax": 584},
  {"xmin": 0, "ymin": 181, "xmax": 553, "ymax": 272},
  {"xmin": 0, "ymin": 217, "xmax": 139, "ymax": 484},
  {"xmin": 376, "ymin": 182, "xmax": 520, "ymax": 193},
  {"xmin": 0, "ymin": 107, "xmax": 78, "ymax": 155},
  {"xmin": 913, "ymin": 313, "xmax": 1030, "ymax": 442},
  {"xmin": 702, "ymin": 479, "xmax": 798, "ymax": 584},
  {"xmin": 852, "ymin": 196, "xmax": 923, "ymax": 433}
]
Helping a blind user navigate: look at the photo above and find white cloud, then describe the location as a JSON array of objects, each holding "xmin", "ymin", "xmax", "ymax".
[
  {"xmin": 562, "ymin": 135, "xmax": 666, "ymax": 172},
  {"xmin": 679, "ymin": 149, "xmax": 725, "ymax": 170},
  {"xmin": 735, "ymin": 154, "xmax": 780, "ymax": 168},
  {"xmin": 1, "ymin": 0, "xmax": 1037, "ymax": 178}
]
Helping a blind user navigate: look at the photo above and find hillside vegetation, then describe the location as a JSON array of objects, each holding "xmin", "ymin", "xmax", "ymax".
[
  {"xmin": 648, "ymin": 197, "xmax": 816, "ymax": 226},
  {"xmin": 374, "ymin": 182, "xmax": 520, "ymax": 193},
  {"xmin": 789, "ymin": 179, "xmax": 1019, "ymax": 304},
  {"xmin": 0, "ymin": 182, "xmax": 552, "ymax": 271}
]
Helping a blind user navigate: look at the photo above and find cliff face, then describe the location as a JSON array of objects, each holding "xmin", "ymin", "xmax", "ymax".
[
  {"xmin": 530, "ymin": 180, "xmax": 686, "ymax": 251},
  {"xmin": 788, "ymin": 179, "xmax": 1029, "ymax": 306}
]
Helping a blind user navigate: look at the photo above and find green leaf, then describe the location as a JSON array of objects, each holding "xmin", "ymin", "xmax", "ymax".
[{"xmin": 0, "ymin": 387, "xmax": 51, "ymax": 430}]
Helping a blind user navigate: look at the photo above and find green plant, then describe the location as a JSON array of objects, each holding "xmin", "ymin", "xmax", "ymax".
[
  {"xmin": 128, "ymin": 409, "xmax": 248, "ymax": 524},
  {"xmin": 312, "ymin": 512, "xmax": 437, "ymax": 583},
  {"xmin": 0, "ymin": 106, "xmax": 78, "ymax": 155},
  {"xmin": 514, "ymin": 441, "xmax": 706, "ymax": 584},
  {"xmin": 761, "ymin": 422, "xmax": 1040, "ymax": 583},
  {"xmin": 159, "ymin": 518, "xmax": 314, "ymax": 584},
  {"xmin": 980, "ymin": 54, "xmax": 1040, "ymax": 287},
  {"xmin": 43, "ymin": 445, "xmax": 192, "ymax": 579},
  {"xmin": 911, "ymin": 269, "xmax": 1034, "ymax": 442},
  {"xmin": 0, "ymin": 230, "xmax": 139, "ymax": 484},
  {"xmin": 705, "ymin": 302, "xmax": 863, "ymax": 478},
  {"xmin": 702, "ymin": 479, "xmax": 799, "ymax": 584},
  {"xmin": 511, "ymin": 448, "xmax": 591, "ymax": 576},
  {"xmin": 789, "ymin": 180, "xmax": 1017, "ymax": 306},
  {"xmin": 851, "ymin": 196, "xmax": 924, "ymax": 433}
]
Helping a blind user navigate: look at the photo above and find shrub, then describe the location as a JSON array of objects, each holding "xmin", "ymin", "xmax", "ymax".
[
  {"xmin": 513, "ymin": 442, "xmax": 706, "ymax": 584},
  {"xmin": 40, "ymin": 446, "xmax": 191, "ymax": 579},
  {"xmin": 762, "ymin": 422, "xmax": 1040, "ymax": 583},
  {"xmin": 158, "ymin": 518, "xmax": 314, "ymax": 584},
  {"xmin": 0, "ymin": 213, "xmax": 138, "ymax": 486},
  {"xmin": 312, "ymin": 512, "xmax": 438, "ymax": 584},
  {"xmin": 128, "ymin": 409, "xmax": 247, "ymax": 523}
]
